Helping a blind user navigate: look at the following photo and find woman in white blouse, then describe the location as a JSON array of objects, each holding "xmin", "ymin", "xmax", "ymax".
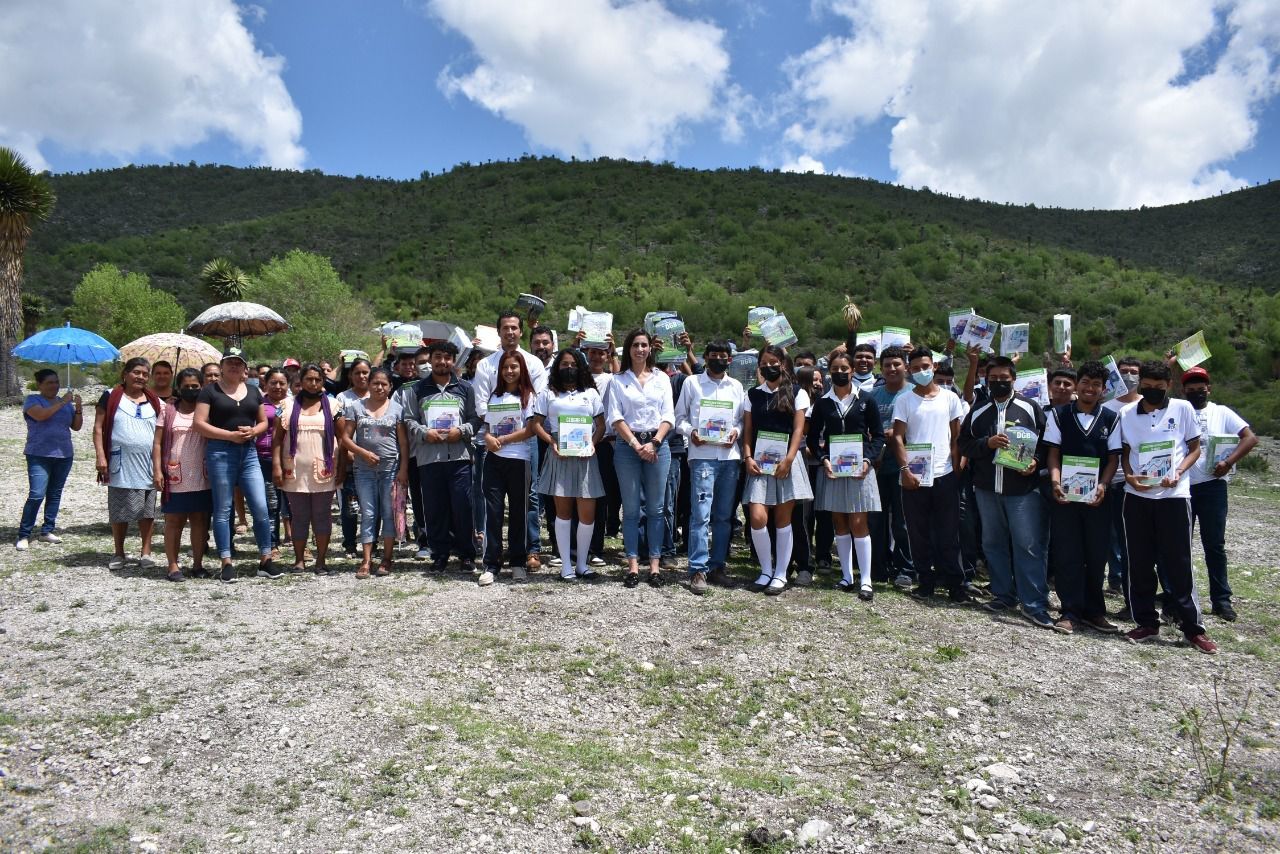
[{"xmin": 606, "ymin": 329, "xmax": 675, "ymax": 588}]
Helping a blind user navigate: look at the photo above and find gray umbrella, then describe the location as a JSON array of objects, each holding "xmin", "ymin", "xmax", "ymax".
[{"xmin": 187, "ymin": 301, "xmax": 290, "ymax": 342}]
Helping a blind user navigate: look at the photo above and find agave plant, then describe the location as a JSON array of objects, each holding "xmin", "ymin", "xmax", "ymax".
[
  {"xmin": 201, "ymin": 257, "xmax": 253, "ymax": 302},
  {"xmin": 0, "ymin": 148, "xmax": 56, "ymax": 396}
]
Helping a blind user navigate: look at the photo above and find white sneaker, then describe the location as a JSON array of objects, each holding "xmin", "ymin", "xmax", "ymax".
[
  {"xmin": 588, "ymin": 555, "xmax": 606, "ymax": 566},
  {"xmin": 37, "ymin": 532, "xmax": 62, "ymax": 544},
  {"xmin": 477, "ymin": 570, "xmax": 495, "ymax": 587},
  {"xmin": 15, "ymin": 539, "xmax": 29, "ymax": 551}
]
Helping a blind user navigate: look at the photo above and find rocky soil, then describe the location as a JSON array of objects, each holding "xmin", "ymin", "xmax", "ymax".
[{"xmin": 1, "ymin": 403, "xmax": 1278, "ymax": 853}]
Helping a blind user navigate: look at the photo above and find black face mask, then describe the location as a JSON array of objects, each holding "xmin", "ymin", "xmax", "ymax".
[
  {"xmin": 557, "ymin": 367, "xmax": 579, "ymax": 387},
  {"xmin": 1140, "ymin": 387, "xmax": 1167, "ymax": 408},
  {"xmin": 829, "ymin": 372, "xmax": 851, "ymax": 388},
  {"xmin": 1185, "ymin": 390, "xmax": 1209, "ymax": 409},
  {"xmin": 299, "ymin": 388, "xmax": 323, "ymax": 401},
  {"xmin": 987, "ymin": 379, "xmax": 1013, "ymax": 399},
  {"xmin": 760, "ymin": 365, "xmax": 782, "ymax": 382},
  {"xmin": 179, "ymin": 387, "xmax": 200, "ymax": 403},
  {"xmin": 705, "ymin": 358, "xmax": 730, "ymax": 375}
]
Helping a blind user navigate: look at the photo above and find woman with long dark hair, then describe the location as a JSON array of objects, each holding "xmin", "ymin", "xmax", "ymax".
[
  {"xmin": 480, "ymin": 350, "xmax": 537, "ymax": 584},
  {"xmin": 273, "ymin": 364, "xmax": 339, "ymax": 575},
  {"xmin": 17, "ymin": 368, "xmax": 81, "ymax": 552},
  {"xmin": 339, "ymin": 367, "xmax": 408, "ymax": 578},
  {"xmin": 152, "ymin": 368, "xmax": 212, "ymax": 581}
]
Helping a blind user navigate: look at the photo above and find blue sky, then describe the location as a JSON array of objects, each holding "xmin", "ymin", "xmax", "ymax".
[{"xmin": 4, "ymin": 0, "xmax": 1278, "ymax": 209}]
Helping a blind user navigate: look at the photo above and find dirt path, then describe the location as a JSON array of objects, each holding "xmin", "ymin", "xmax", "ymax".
[{"xmin": 1, "ymin": 402, "xmax": 1278, "ymax": 853}]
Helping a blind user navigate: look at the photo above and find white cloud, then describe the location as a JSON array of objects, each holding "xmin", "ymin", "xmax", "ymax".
[
  {"xmin": 430, "ymin": 0, "xmax": 732, "ymax": 160},
  {"xmin": 782, "ymin": 0, "xmax": 1280, "ymax": 208},
  {"xmin": 0, "ymin": 0, "xmax": 304, "ymax": 171},
  {"xmin": 781, "ymin": 153, "xmax": 826, "ymax": 174}
]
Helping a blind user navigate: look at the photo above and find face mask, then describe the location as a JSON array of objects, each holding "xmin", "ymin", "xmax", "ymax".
[
  {"xmin": 417, "ymin": 365, "xmax": 432, "ymax": 379},
  {"xmin": 1185, "ymin": 390, "xmax": 1209, "ymax": 409},
  {"xmin": 760, "ymin": 365, "xmax": 782, "ymax": 382},
  {"xmin": 557, "ymin": 367, "xmax": 578, "ymax": 387},
  {"xmin": 245, "ymin": 378, "xmax": 259, "ymax": 388},
  {"xmin": 830, "ymin": 372, "xmax": 851, "ymax": 388},
  {"xmin": 911, "ymin": 369, "xmax": 934, "ymax": 387},
  {"xmin": 705, "ymin": 358, "xmax": 730, "ymax": 375},
  {"xmin": 1139, "ymin": 387, "xmax": 1167, "ymax": 408},
  {"xmin": 987, "ymin": 379, "xmax": 1013, "ymax": 398},
  {"xmin": 179, "ymin": 387, "xmax": 200, "ymax": 403},
  {"xmin": 299, "ymin": 388, "xmax": 324, "ymax": 401},
  {"xmin": 1121, "ymin": 373, "xmax": 1139, "ymax": 392}
]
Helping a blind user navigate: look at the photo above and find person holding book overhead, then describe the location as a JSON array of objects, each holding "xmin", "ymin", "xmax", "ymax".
[
  {"xmin": 675, "ymin": 339, "xmax": 746, "ymax": 595},
  {"xmin": 959, "ymin": 356, "xmax": 1051, "ymax": 626},
  {"xmin": 742, "ymin": 345, "xmax": 813, "ymax": 597},
  {"xmin": 1042, "ymin": 360, "xmax": 1121, "ymax": 634},
  {"xmin": 531, "ymin": 349, "xmax": 606, "ymax": 581},
  {"xmin": 1118, "ymin": 360, "xmax": 1215, "ymax": 654},
  {"xmin": 889, "ymin": 348, "xmax": 971, "ymax": 603},
  {"xmin": 1182, "ymin": 366, "xmax": 1258, "ymax": 622},
  {"xmin": 807, "ymin": 351, "xmax": 883, "ymax": 599},
  {"xmin": 608, "ymin": 329, "xmax": 675, "ymax": 588},
  {"xmin": 479, "ymin": 350, "xmax": 538, "ymax": 583}
]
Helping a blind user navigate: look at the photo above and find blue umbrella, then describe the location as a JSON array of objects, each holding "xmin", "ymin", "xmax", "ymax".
[{"xmin": 12, "ymin": 322, "xmax": 119, "ymax": 388}]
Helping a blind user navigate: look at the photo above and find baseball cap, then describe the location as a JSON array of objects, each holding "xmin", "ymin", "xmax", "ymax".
[
  {"xmin": 282, "ymin": 358, "xmax": 300, "ymax": 368},
  {"xmin": 221, "ymin": 345, "xmax": 247, "ymax": 365},
  {"xmin": 1181, "ymin": 366, "xmax": 1210, "ymax": 384}
]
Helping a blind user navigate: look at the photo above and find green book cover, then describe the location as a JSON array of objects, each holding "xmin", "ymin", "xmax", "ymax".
[
  {"xmin": 557, "ymin": 414, "xmax": 594, "ymax": 457},
  {"xmin": 424, "ymin": 397, "xmax": 461, "ymax": 431},
  {"xmin": 760, "ymin": 313, "xmax": 798, "ymax": 348},
  {"xmin": 697, "ymin": 399, "xmax": 734, "ymax": 444},
  {"xmin": 747, "ymin": 305, "xmax": 776, "ymax": 336},
  {"xmin": 1061, "ymin": 455, "xmax": 1099, "ymax": 502},
  {"xmin": 880, "ymin": 326, "xmax": 911, "ymax": 350},
  {"xmin": 1137, "ymin": 440, "xmax": 1175, "ymax": 485},
  {"xmin": 829, "ymin": 435, "xmax": 863, "ymax": 477},
  {"xmin": 1053, "ymin": 314, "xmax": 1072, "ymax": 354},
  {"xmin": 1176, "ymin": 330, "xmax": 1210, "ymax": 371},
  {"xmin": 486, "ymin": 402, "xmax": 522, "ymax": 438},
  {"xmin": 653, "ymin": 316, "xmax": 687, "ymax": 364},
  {"xmin": 904, "ymin": 442, "xmax": 934, "ymax": 487},
  {"xmin": 994, "ymin": 424, "xmax": 1038, "ymax": 469},
  {"xmin": 1205, "ymin": 434, "xmax": 1240, "ymax": 474},
  {"xmin": 754, "ymin": 430, "xmax": 790, "ymax": 475}
]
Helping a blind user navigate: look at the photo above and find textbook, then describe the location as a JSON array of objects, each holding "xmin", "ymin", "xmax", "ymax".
[
  {"xmin": 728, "ymin": 352, "xmax": 759, "ymax": 388},
  {"xmin": 425, "ymin": 397, "xmax": 462, "ymax": 432},
  {"xmin": 1205, "ymin": 434, "xmax": 1240, "ymax": 474},
  {"xmin": 747, "ymin": 305, "xmax": 776, "ymax": 336},
  {"xmin": 754, "ymin": 430, "xmax": 790, "ymax": 476},
  {"xmin": 949, "ymin": 308, "xmax": 974, "ymax": 341},
  {"xmin": 557, "ymin": 414, "xmax": 594, "ymax": 457},
  {"xmin": 960, "ymin": 314, "xmax": 998, "ymax": 350},
  {"xmin": 1000, "ymin": 323, "xmax": 1030, "ymax": 355},
  {"xmin": 855, "ymin": 331, "xmax": 881, "ymax": 354},
  {"xmin": 880, "ymin": 326, "xmax": 911, "ymax": 350},
  {"xmin": 579, "ymin": 311, "xmax": 612, "ymax": 349},
  {"xmin": 515, "ymin": 293, "xmax": 546, "ymax": 318},
  {"xmin": 644, "ymin": 310, "xmax": 679, "ymax": 335},
  {"xmin": 904, "ymin": 443, "xmax": 934, "ymax": 487},
  {"xmin": 994, "ymin": 424, "xmax": 1038, "ymax": 470},
  {"xmin": 760, "ymin": 313, "xmax": 799, "ymax": 348},
  {"xmin": 1136, "ymin": 439, "xmax": 1174, "ymax": 486},
  {"xmin": 652, "ymin": 316, "xmax": 687, "ymax": 364},
  {"xmin": 1101, "ymin": 355, "xmax": 1127, "ymax": 402},
  {"xmin": 1053, "ymin": 314, "xmax": 1072, "ymax": 354},
  {"xmin": 486, "ymin": 402, "xmax": 523, "ymax": 438},
  {"xmin": 473, "ymin": 325, "xmax": 500, "ymax": 354},
  {"xmin": 1014, "ymin": 368, "xmax": 1048, "ymax": 406},
  {"xmin": 1061, "ymin": 455, "xmax": 1100, "ymax": 502},
  {"xmin": 697, "ymin": 399, "xmax": 734, "ymax": 445},
  {"xmin": 1176, "ymin": 330, "xmax": 1211, "ymax": 371},
  {"xmin": 828, "ymin": 435, "xmax": 864, "ymax": 477}
]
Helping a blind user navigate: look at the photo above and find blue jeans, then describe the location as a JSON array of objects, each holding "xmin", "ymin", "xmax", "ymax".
[
  {"xmin": 527, "ymin": 439, "xmax": 542, "ymax": 555},
  {"xmin": 206, "ymin": 440, "xmax": 272, "ymax": 559},
  {"xmin": 20, "ymin": 455, "xmax": 74, "ymax": 540},
  {"xmin": 686, "ymin": 459, "xmax": 740, "ymax": 575},
  {"xmin": 975, "ymin": 488, "xmax": 1049, "ymax": 616},
  {"xmin": 1190, "ymin": 479, "xmax": 1231, "ymax": 607},
  {"xmin": 614, "ymin": 441, "xmax": 671, "ymax": 560},
  {"xmin": 353, "ymin": 466, "xmax": 395, "ymax": 545}
]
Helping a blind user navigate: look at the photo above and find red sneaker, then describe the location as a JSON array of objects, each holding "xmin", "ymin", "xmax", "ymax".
[
  {"xmin": 1187, "ymin": 634, "xmax": 1218, "ymax": 655},
  {"xmin": 1126, "ymin": 626, "xmax": 1159, "ymax": 644}
]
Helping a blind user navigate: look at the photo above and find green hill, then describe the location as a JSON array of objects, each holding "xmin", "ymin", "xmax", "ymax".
[{"xmin": 21, "ymin": 158, "xmax": 1280, "ymax": 432}]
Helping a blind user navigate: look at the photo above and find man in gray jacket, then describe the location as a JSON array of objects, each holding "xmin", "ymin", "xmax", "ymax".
[{"xmin": 399, "ymin": 341, "xmax": 480, "ymax": 573}]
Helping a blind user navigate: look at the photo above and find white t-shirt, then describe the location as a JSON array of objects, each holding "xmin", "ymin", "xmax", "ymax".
[
  {"xmin": 1101, "ymin": 397, "xmax": 1137, "ymax": 483},
  {"xmin": 1118, "ymin": 397, "xmax": 1201, "ymax": 499},
  {"xmin": 472, "ymin": 348, "xmax": 548, "ymax": 416},
  {"xmin": 484, "ymin": 391, "xmax": 534, "ymax": 462},
  {"xmin": 534, "ymin": 387, "xmax": 604, "ymax": 437},
  {"xmin": 893, "ymin": 389, "xmax": 966, "ymax": 478},
  {"xmin": 1188, "ymin": 401, "xmax": 1249, "ymax": 485}
]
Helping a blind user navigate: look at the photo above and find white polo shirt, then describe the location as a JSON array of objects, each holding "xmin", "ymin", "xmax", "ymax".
[{"xmin": 1119, "ymin": 397, "xmax": 1200, "ymax": 499}]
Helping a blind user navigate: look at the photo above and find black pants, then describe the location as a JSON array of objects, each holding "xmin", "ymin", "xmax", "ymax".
[
  {"xmin": 958, "ymin": 464, "xmax": 981, "ymax": 580},
  {"xmin": 901, "ymin": 471, "xmax": 963, "ymax": 594},
  {"xmin": 871, "ymin": 459, "xmax": 914, "ymax": 581},
  {"xmin": 1122, "ymin": 493, "xmax": 1204, "ymax": 635},
  {"xmin": 597, "ymin": 438, "xmax": 622, "ymax": 537},
  {"xmin": 407, "ymin": 463, "xmax": 428, "ymax": 548},
  {"xmin": 1050, "ymin": 500, "xmax": 1109, "ymax": 620},
  {"xmin": 421, "ymin": 460, "xmax": 476, "ymax": 562},
  {"xmin": 483, "ymin": 454, "xmax": 529, "ymax": 569}
]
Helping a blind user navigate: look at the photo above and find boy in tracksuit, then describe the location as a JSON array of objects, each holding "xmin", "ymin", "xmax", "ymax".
[{"xmin": 399, "ymin": 341, "xmax": 481, "ymax": 572}]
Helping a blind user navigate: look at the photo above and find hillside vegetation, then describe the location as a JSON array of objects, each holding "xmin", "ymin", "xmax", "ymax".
[{"xmin": 21, "ymin": 158, "xmax": 1280, "ymax": 431}]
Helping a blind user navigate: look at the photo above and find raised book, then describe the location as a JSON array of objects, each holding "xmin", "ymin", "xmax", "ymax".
[
  {"xmin": 754, "ymin": 430, "xmax": 790, "ymax": 476},
  {"xmin": 960, "ymin": 314, "xmax": 998, "ymax": 350},
  {"xmin": 1053, "ymin": 314, "xmax": 1072, "ymax": 354},
  {"xmin": 760, "ymin": 313, "xmax": 798, "ymax": 348},
  {"xmin": 1061, "ymin": 455, "xmax": 1099, "ymax": 502},
  {"xmin": 1176, "ymin": 330, "xmax": 1211, "ymax": 371},
  {"xmin": 994, "ymin": 424, "xmax": 1038, "ymax": 470},
  {"xmin": 1136, "ymin": 439, "xmax": 1174, "ymax": 486},
  {"xmin": 557, "ymin": 414, "xmax": 594, "ymax": 457},
  {"xmin": 855, "ymin": 331, "xmax": 881, "ymax": 354},
  {"xmin": 904, "ymin": 443, "xmax": 934, "ymax": 487},
  {"xmin": 515, "ymin": 293, "xmax": 546, "ymax": 317},
  {"xmin": 747, "ymin": 305, "xmax": 776, "ymax": 336},
  {"xmin": 653, "ymin": 316, "xmax": 687, "ymax": 364},
  {"xmin": 697, "ymin": 398, "xmax": 734, "ymax": 445},
  {"xmin": 880, "ymin": 326, "xmax": 911, "ymax": 350},
  {"xmin": 949, "ymin": 308, "xmax": 973, "ymax": 341},
  {"xmin": 829, "ymin": 435, "xmax": 863, "ymax": 477},
  {"xmin": 1000, "ymin": 323, "xmax": 1030, "ymax": 355},
  {"xmin": 579, "ymin": 311, "xmax": 612, "ymax": 349},
  {"xmin": 1014, "ymin": 368, "xmax": 1048, "ymax": 406}
]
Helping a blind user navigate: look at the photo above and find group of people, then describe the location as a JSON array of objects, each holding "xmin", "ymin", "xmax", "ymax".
[{"xmin": 17, "ymin": 308, "xmax": 1257, "ymax": 656}]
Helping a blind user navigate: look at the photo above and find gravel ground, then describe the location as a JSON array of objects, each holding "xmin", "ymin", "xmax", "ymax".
[{"xmin": 1, "ymin": 401, "xmax": 1278, "ymax": 853}]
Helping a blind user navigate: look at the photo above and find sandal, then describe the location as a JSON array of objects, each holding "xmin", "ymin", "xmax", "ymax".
[
  {"xmin": 375, "ymin": 563, "xmax": 392, "ymax": 577},
  {"xmin": 624, "ymin": 572, "xmax": 640, "ymax": 589},
  {"xmin": 355, "ymin": 568, "xmax": 371, "ymax": 580},
  {"xmin": 166, "ymin": 570, "xmax": 186, "ymax": 583}
]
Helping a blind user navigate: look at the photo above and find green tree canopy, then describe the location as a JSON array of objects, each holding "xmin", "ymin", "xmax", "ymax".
[
  {"xmin": 245, "ymin": 250, "xmax": 376, "ymax": 363},
  {"xmin": 67, "ymin": 263, "xmax": 185, "ymax": 347}
]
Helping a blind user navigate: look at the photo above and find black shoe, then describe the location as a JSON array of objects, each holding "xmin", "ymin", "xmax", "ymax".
[
  {"xmin": 858, "ymin": 584, "xmax": 874, "ymax": 602},
  {"xmin": 949, "ymin": 587, "xmax": 979, "ymax": 604},
  {"xmin": 960, "ymin": 581, "xmax": 988, "ymax": 600},
  {"xmin": 220, "ymin": 564, "xmax": 237, "ymax": 584},
  {"xmin": 836, "ymin": 579, "xmax": 856, "ymax": 593},
  {"xmin": 1213, "ymin": 603, "xmax": 1238, "ymax": 622},
  {"xmin": 1114, "ymin": 606, "xmax": 1133, "ymax": 622},
  {"xmin": 983, "ymin": 599, "xmax": 1012, "ymax": 613},
  {"xmin": 706, "ymin": 567, "xmax": 735, "ymax": 588},
  {"xmin": 430, "ymin": 559, "xmax": 449, "ymax": 573},
  {"xmin": 624, "ymin": 572, "xmax": 640, "ymax": 589},
  {"xmin": 189, "ymin": 567, "xmax": 210, "ymax": 579},
  {"xmin": 647, "ymin": 572, "xmax": 666, "ymax": 588},
  {"xmin": 257, "ymin": 559, "xmax": 283, "ymax": 580},
  {"xmin": 910, "ymin": 585, "xmax": 935, "ymax": 601}
]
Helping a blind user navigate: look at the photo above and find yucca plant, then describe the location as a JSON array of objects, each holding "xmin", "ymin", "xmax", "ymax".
[
  {"xmin": 0, "ymin": 148, "xmax": 56, "ymax": 396},
  {"xmin": 201, "ymin": 257, "xmax": 253, "ymax": 302}
]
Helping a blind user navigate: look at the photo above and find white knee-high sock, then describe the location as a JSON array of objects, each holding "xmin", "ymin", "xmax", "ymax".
[
  {"xmin": 555, "ymin": 518, "xmax": 573, "ymax": 577},
  {"xmin": 855, "ymin": 535, "xmax": 872, "ymax": 588},
  {"xmin": 835, "ymin": 534, "xmax": 854, "ymax": 584},
  {"xmin": 773, "ymin": 526, "xmax": 793, "ymax": 581},
  {"xmin": 576, "ymin": 522, "xmax": 594, "ymax": 574},
  {"xmin": 750, "ymin": 526, "xmax": 773, "ymax": 583}
]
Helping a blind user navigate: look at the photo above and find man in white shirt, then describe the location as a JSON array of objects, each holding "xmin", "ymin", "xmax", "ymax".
[
  {"xmin": 675, "ymin": 341, "xmax": 745, "ymax": 595},
  {"xmin": 1182, "ymin": 366, "xmax": 1258, "ymax": 622},
  {"xmin": 1119, "ymin": 360, "xmax": 1215, "ymax": 653},
  {"xmin": 1100, "ymin": 356, "xmax": 1141, "ymax": 607},
  {"xmin": 889, "ymin": 348, "xmax": 972, "ymax": 603}
]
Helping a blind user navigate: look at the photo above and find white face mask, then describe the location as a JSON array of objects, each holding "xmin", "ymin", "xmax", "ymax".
[
  {"xmin": 417, "ymin": 365, "xmax": 432, "ymax": 379},
  {"xmin": 911, "ymin": 369, "xmax": 934, "ymax": 387}
]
